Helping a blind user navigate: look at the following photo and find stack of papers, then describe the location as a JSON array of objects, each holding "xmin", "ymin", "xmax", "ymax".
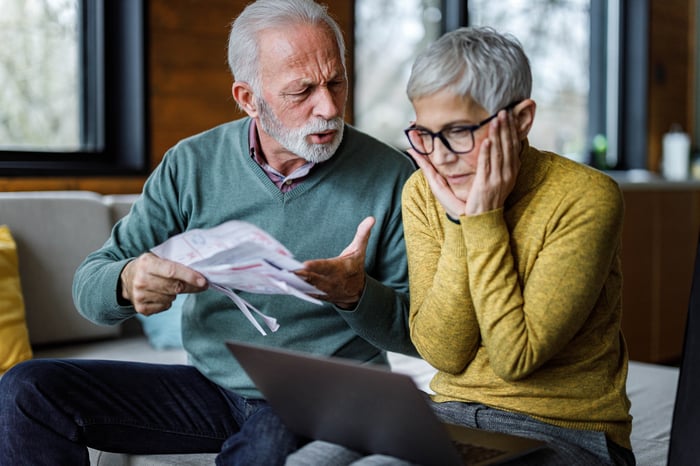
[{"xmin": 151, "ymin": 220, "xmax": 323, "ymax": 335}]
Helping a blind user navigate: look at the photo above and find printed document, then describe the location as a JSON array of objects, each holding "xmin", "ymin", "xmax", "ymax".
[{"xmin": 151, "ymin": 220, "xmax": 323, "ymax": 335}]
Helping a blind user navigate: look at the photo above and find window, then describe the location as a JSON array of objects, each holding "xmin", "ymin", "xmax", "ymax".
[
  {"xmin": 0, "ymin": 0, "xmax": 80, "ymax": 151},
  {"xmin": 0, "ymin": 0, "xmax": 147, "ymax": 175},
  {"xmin": 354, "ymin": 0, "xmax": 647, "ymax": 170},
  {"xmin": 467, "ymin": 0, "xmax": 591, "ymax": 164},
  {"xmin": 354, "ymin": 0, "xmax": 443, "ymax": 149}
]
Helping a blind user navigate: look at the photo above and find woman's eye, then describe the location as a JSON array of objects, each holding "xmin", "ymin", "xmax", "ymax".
[{"xmin": 446, "ymin": 127, "xmax": 471, "ymax": 138}]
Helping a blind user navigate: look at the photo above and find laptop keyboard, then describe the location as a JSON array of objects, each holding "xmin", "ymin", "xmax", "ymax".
[{"xmin": 452, "ymin": 440, "xmax": 507, "ymax": 464}]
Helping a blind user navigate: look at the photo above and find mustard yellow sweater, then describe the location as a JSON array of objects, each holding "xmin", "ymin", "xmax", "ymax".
[{"xmin": 401, "ymin": 143, "xmax": 632, "ymax": 449}]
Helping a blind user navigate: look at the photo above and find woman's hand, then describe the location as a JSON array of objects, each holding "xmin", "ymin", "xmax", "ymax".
[
  {"xmin": 465, "ymin": 109, "xmax": 521, "ymax": 215},
  {"xmin": 407, "ymin": 148, "xmax": 466, "ymax": 219}
]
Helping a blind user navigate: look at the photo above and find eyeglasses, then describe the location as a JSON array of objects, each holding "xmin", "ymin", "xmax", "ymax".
[{"xmin": 404, "ymin": 102, "xmax": 518, "ymax": 156}]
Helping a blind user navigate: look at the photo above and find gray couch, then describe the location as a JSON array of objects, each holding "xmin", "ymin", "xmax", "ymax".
[
  {"xmin": 0, "ymin": 190, "xmax": 678, "ymax": 465},
  {"xmin": 0, "ymin": 191, "xmax": 214, "ymax": 465}
]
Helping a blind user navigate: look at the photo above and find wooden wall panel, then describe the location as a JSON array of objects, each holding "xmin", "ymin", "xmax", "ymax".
[
  {"xmin": 655, "ymin": 191, "xmax": 698, "ymax": 361},
  {"xmin": 148, "ymin": 0, "xmax": 245, "ymax": 170},
  {"xmin": 621, "ymin": 187, "xmax": 700, "ymax": 363},
  {"xmin": 620, "ymin": 191, "xmax": 656, "ymax": 360},
  {"xmin": 647, "ymin": 0, "xmax": 694, "ymax": 172}
]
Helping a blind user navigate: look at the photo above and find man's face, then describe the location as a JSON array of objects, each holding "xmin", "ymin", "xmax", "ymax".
[
  {"xmin": 255, "ymin": 24, "xmax": 348, "ymax": 162},
  {"xmin": 411, "ymin": 90, "xmax": 491, "ymax": 202}
]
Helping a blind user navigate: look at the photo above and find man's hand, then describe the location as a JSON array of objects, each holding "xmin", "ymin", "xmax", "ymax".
[
  {"xmin": 295, "ymin": 216, "xmax": 375, "ymax": 309},
  {"xmin": 120, "ymin": 252, "xmax": 208, "ymax": 315}
]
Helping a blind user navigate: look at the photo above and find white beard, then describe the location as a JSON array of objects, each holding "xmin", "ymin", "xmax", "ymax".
[{"xmin": 256, "ymin": 97, "xmax": 344, "ymax": 163}]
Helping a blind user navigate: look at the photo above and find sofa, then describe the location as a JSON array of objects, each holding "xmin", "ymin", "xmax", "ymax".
[{"xmin": 0, "ymin": 190, "xmax": 679, "ymax": 465}]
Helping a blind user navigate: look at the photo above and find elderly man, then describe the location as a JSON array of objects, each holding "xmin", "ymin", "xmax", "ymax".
[{"xmin": 0, "ymin": 1, "xmax": 416, "ymax": 464}]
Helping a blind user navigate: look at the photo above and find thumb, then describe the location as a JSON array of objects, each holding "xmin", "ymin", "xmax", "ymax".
[{"xmin": 339, "ymin": 216, "xmax": 375, "ymax": 257}]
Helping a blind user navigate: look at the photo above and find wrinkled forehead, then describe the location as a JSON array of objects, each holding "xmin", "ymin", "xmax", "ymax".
[{"xmin": 257, "ymin": 24, "xmax": 344, "ymax": 82}]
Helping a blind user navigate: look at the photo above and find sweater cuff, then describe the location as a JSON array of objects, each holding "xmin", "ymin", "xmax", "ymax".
[
  {"xmin": 462, "ymin": 208, "xmax": 509, "ymax": 250},
  {"xmin": 446, "ymin": 213, "xmax": 461, "ymax": 224}
]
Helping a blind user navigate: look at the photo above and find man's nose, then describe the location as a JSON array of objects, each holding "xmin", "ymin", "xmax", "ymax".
[{"xmin": 312, "ymin": 87, "xmax": 341, "ymax": 119}]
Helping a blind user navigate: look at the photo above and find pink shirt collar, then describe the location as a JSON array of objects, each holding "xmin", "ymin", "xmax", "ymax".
[{"xmin": 248, "ymin": 119, "xmax": 315, "ymax": 192}]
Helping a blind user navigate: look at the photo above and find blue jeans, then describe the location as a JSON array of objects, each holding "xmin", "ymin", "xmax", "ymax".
[
  {"xmin": 286, "ymin": 399, "xmax": 636, "ymax": 466},
  {"xmin": 0, "ymin": 359, "xmax": 306, "ymax": 466}
]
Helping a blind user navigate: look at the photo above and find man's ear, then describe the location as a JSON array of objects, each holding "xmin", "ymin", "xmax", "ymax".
[
  {"xmin": 513, "ymin": 99, "xmax": 536, "ymax": 139},
  {"xmin": 232, "ymin": 82, "xmax": 258, "ymax": 117}
]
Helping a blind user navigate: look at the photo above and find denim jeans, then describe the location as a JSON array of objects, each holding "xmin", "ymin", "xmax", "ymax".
[
  {"xmin": 0, "ymin": 359, "xmax": 306, "ymax": 466},
  {"xmin": 286, "ymin": 399, "xmax": 636, "ymax": 466}
]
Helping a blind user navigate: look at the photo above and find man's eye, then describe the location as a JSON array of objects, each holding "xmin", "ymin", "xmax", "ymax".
[{"xmin": 287, "ymin": 89, "xmax": 310, "ymax": 98}]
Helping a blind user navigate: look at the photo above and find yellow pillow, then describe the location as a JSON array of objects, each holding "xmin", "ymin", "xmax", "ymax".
[{"xmin": 0, "ymin": 225, "xmax": 32, "ymax": 373}]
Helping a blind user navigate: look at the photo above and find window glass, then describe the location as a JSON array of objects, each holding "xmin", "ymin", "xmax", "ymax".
[
  {"xmin": 468, "ymin": 0, "xmax": 590, "ymax": 163},
  {"xmin": 354, "ymin": 0, "xmax": 442, "ymax": 148},
  {"xmin": 355, "ymin": 0, "xmax": 592, "ymax": 164},
  {"xmin": 0, "ymin": 0, "xmax": 80, "ymax": 151}
]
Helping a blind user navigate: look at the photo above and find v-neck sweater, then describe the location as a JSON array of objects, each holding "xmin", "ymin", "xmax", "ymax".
[{"xmin": 74, "ymin": 118, "xmax": 418, "ymax": 397}]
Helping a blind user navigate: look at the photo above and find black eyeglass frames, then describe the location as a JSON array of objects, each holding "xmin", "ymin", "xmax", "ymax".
[{"xmin": 404, "ymin": 101, "xmax": 519, "ymax": 156}]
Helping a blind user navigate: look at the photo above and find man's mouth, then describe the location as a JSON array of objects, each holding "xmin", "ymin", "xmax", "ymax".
[{"xmin": 308, "ymin": 131, "xmax": 336, "ymax": 144}]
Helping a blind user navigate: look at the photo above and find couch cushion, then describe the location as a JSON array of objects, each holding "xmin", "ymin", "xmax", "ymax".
[
  {"xmin": 90, "ymin": 450, "xmax": 216, "ymax": 466},
  {"xmin": 136, "ymin": 294, "xmax": 185, "ymax": 350},
  {"xmin": 104, "ymin": 194, "xmax": 141, "ymax": 225},
  {"xmin": 0, "ymin": 191, "xmax": 119, "ymax": 345},
  {"xmin": 0, "ymin": 225, "xmax": 33, "ymax": 373}
]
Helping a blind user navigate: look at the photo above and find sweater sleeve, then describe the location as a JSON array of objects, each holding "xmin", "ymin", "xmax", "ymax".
[
  {"xmin": 402, "ymin": 173, "xmax": 481, "ymax": 372},
  {"xmin": 462, "ymin": 176, "xmax": 624, "ymax": 381},
  {"xmin": 337, "ymin": 178, "xmax": 417, "ymax": 357},
  {"xmin": 72, "ymin": 150, "xmax": 185, "ymax": 325}
]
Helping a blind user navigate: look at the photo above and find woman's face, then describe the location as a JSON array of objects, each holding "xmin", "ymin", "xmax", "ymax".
[{"xmin": 411, "ymin": 90, "xmax": 492, "ymax": 202}]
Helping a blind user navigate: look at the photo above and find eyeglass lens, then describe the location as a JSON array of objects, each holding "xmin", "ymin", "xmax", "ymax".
[{"xmin": 406, "ymin": 126, "xmax": 475, "ymax": 155}]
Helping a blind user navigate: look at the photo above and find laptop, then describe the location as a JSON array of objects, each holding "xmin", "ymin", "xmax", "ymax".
[{"xmin": 226, "ymin": 341, "xmax": 544, "ymax": 466}]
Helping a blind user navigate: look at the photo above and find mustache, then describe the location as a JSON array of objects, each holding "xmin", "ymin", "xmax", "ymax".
[{"xmin": 304, "ymin": 117, "xmax": 344, "ymax": 134}]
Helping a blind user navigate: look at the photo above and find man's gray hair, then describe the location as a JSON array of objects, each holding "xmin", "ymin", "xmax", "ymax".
[
  {"xmin": 407, "ymin": 27, "xmax": 532, "ymax": 113},
  {"xmin": 227, "ymin": 0, "xmax": 346, "ymax": 94}
]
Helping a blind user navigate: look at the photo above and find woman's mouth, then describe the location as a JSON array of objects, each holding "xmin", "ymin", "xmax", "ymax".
[{"xmin": 444, "ymin": 173, "xmax": 470, "ymax": 184}]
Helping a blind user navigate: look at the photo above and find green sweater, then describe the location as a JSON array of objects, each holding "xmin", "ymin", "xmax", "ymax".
[
  {"xmin": 402, "ymin": 142, "xmax": 632, "ymax": 449},
  {"xmin": 73, "ymin": 118, "xmax": 417, "ymax": 397}
]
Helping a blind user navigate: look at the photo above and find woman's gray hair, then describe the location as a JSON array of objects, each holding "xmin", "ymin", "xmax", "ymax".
[
  {"xmin": 227, "ymin": 0, "xmax": 346, "ymax": 94},
  {"xmin": 407, "ymin": 27, "xmax": 532, "ymax": 113}
]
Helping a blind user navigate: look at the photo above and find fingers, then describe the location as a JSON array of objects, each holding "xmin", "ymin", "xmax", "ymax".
[
  {"xmin": 295, "ymin": 217, "xmax": 373, "ymax": 309},
  {"xmin": 408, "ymin": 149, "xmax": 465, "ymax": 217},
  {"xmin": 120, "ymin": 252, "xmax": 207, "ymax": 315},
  {"xmin": 467, "ymin": 109, "xmax": 521, "ymax": 215},
  {"xmin": 496, "ymin": 109, "xmax": 520, "ymax": 181},
  {"xmin": 339, "ymin": 216, "xmax": 375, "ymax": 257}
]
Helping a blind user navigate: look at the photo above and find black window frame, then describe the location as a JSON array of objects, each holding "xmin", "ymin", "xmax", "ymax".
[
  {"xmin": 0, "ymin": 0, "xmax": 148, "ymax": 176},
  {"xmin": 444, "ymin": 0, "xmax": 648, "ymax": 170}
]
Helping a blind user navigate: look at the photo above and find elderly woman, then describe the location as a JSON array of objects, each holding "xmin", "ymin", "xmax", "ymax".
[{"xmin": 287, "ymin": 26, "xmax": 634, "ymax": 466}]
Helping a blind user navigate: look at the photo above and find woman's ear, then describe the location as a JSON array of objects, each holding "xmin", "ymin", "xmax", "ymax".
[
  {"xmin": 513, "ymin": 99, "xmax": 536, "ymax": 139},
  {"xmin": 232, "ymin": 82, "xmax": 258, "ymax": 117}
]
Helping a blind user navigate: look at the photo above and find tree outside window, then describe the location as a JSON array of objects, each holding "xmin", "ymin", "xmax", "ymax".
[{"xmin": 0, "ymin": 0, "xmax": 79, "ymax": 151}]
